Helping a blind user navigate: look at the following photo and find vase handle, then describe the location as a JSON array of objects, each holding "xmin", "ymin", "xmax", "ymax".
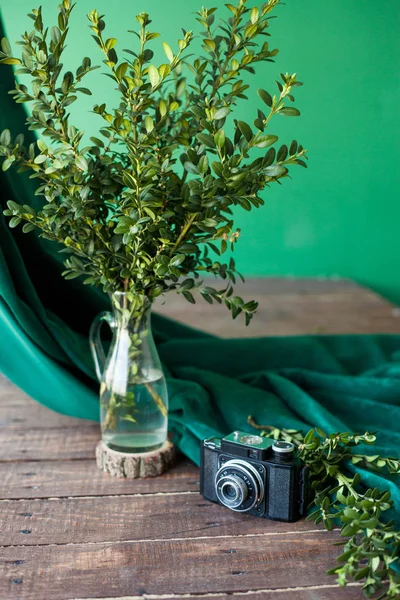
[{"xmin": 89, "ymin": 311, "xmax": 115, "ymax": 382}]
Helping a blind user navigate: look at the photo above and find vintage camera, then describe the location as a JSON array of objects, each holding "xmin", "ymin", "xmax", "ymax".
[{"xmin": 200, "ymin": 431, "xmax": 308, "ymax": 522}]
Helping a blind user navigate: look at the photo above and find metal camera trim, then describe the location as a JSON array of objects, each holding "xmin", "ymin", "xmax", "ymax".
[{"xmin": 215, "ymin": 458, "xmax": 265, "ymax": 513}]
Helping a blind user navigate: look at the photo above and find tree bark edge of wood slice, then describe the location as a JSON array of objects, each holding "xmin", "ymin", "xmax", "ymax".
[{"xmin": 96, "ymin": 440, "xmax": 175, "ymax": 478}]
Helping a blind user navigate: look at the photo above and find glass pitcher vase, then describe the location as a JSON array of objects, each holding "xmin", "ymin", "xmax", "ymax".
[{"xmin": 89, "ymin": 292, "xmax": 168, "ymax": 454}]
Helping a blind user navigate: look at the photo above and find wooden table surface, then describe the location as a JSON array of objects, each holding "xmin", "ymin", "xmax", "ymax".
[{"xmin": 1, "ymin": 278, "xmax": 400, "ymax": 600}]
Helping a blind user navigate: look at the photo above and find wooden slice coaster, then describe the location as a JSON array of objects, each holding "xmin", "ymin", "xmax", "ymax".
[{"xmin": 95, "ymin": 440, "xmax": 175, "ymax": 478}]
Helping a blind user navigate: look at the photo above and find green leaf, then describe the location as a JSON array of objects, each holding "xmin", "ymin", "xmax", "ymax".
[
  {"xmin": 277, "ymin": 144, "xmax": 288, "ymax": 162},
  {"xmin": 7, "ymin": 200, "xmax": 21, "ymax": 213},
  {"xmin": 371, "ymin": 556, "xmax": 380, "ymax": 572},
  {"xmin": 34, "ymin": 154, "xmax": 47, "ymax": 164},
  {"xmin": 9, "ymin": 216, "xmax": 21, "ymax": 228},
  {"xmin": 143, "ymin": 207, "xmax": 156, "ymax": 220},
  {"xmin": 90, "ymin": 137, "xmax": 105, "ymax": 148},
  {"xmin": 170, "ymin": 254, "xmax": 185, "ymax": 267},
  {"xmin": 237, "ymin": 121, "xmax": 253, "ymax": 142},
  {"xmin": 123, "ymin": 173, "xmax": 138, "ymax": 192},
  {"xmin": 63, "ymin": 95, "xmax": 77, "ymax": 107},
  {"xmin": 37, "ymin": 139, "xmax": 47, "ymax": 152},
  {"xmin": 2, "ymin": 156, "xmax": 15, "ymax": 171},
  {"xmin": 264, "ymin": 165, "xmax": 287, "ymax": 177},
  {"xmin": 204, "ymin": 39, "xmax": 216, "ymax": 52},
  {"xmin": 76, "ymin": 87, "xmax": 92, "ymax": 95},
  {"xmin": 1, "ymin": 38, "xmax": 11, "ymax": 55},
  {"xmin": 184, "ymin": 162, "xmax": 199, "ymax": 175},
  {"xmin": 162, "ymin": 42, "xmax": 174, "ymax": 62},
  {"xmin": 182, "ymin": 290, "xmax": 196, "ymax": 304},
  {"xmin": 159, "ymin": 99, "xmax": 167, "ymax": 117},
  {"xmin": 158, "ymin": 63, "xmax": 171, "ymax": 79},
  {"xmin": 0, "ymin": 57, "xmax": 22, "ymax": 65},
  {"xmin": 22, "ymin": 222, "xmax": 36, "ymax": 233},
  {"xmin": 75, "ymin": 155, "xmax": 88, "ymax": 171},
  {"xmin": 250, "ymin": 7, "xmax": 259, "ymax": 23},
  {"xmin": 289, "ymin": 140, "xmax": 298, "ymax": 155},
  {"xmin": 144, "ymin": 116, "xmax": 154, "ymax": 133},
  {"xmin": 197, "ymin": 133, "xmax": 216, "ymax": 148},
  {"xmin": 257, "ymin": 89, "xmax": 273, "ymax": 107},
  {"xmin": 225, "ymin": 4, "xmax": 237, "ymax": 14},
  {"xmin": 254, "ymin": 135, "xmax": 278, "ymax": 148},
  {"xmin": 105, "ymin": 38, "xmax": 117, "ymax": 50},
  {"xmin": 50, "ymin": 26, "xmax": 61, "ymax": 44},
  {"xmin": 214, "ymin": 107, "xmax": 230, "ymax": 120},
  {"xmin": 296, "ymin": 159, "xmax": 307, "ymax": 168},
  {"xmin": 203, "ymin": 218, "xmax": 218, "ymax": 227},
  {"xmin": 214, "ymin": 129, "xmax": 226, "ymax": 149},
  {"xmin": 121, "ymin": 414, "xmax": 137, "ymax": 423},
  {"xmin": 212, "ymin": 162, "xmax": 224, "ymax": 177},
  {"xmin": 198, "ymin": 155, "xmax": 209, "ymax": 174},
  {"xmin": 147, "ymin": 65, "xmax": 160, "ymax": 87},
  {"xmin": 0, "ymin": 129, "xmax": 11, "ymax": 146},
  {"xmin": 279, "ymin": 107, "xmax": 301, "ymax": 117},
  {"xmin": 244, "ymin": 23, "xmax": 257, "ymax": 38}
]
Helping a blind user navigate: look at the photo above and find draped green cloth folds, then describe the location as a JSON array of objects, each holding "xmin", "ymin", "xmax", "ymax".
[{"xmin": 0, "ymin": 21, "xmax": 399, "ymax": 526}]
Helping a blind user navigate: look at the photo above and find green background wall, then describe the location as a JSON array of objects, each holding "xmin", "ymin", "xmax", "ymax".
[{"xmin": 2, "ymin": 1, "xmax": 400, "ymax": 301}]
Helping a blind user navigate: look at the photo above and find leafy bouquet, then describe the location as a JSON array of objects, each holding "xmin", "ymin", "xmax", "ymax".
[{"xmin": 0, "ymin": 0, "xmax": 306, "ymax": 324}]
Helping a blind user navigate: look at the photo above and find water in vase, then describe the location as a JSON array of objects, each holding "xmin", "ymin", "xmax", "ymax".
[{"xmin": 100, "ymin": 368, "xmax": 168, "ymax": 453}]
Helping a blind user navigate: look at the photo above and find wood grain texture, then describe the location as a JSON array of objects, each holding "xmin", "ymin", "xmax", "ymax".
[
  {"xmin": 95, "ymin": 440, "xmax": 175, "ymax": 478},
  {"xmin": 155, "ymin": 278, "xmax": 400, "ymax": 337},
  {"xmin": 0, "ymin": 493, "xmax": 324, "ymax": 547},
  {"xmin": 1, "ymin": 278, "xmax": 395, "ymax": 600},
  {"xmin": 0, "ymin": 426, "xmax": 99, "ymax": 461},
  {"xmin": 0, "ymin": 457, "xmax": 199, "ymax": 499},
  {"xmin": 0, "ymin": 532, "xmax": 347, "ymax": 600},
  {"xmin": 72, "ymin": 585, "xmax": 365, "ymax": 600},
  {"xmin": 0, "ymin": 398, "xmax": 93, "ymax": 429}
]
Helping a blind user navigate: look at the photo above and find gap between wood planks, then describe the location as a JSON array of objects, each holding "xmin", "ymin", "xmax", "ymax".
[
  {"xmin": 0, "ymin": 456, "xmax": 95, "ymax": 464},
  {"xmin": 70, "ymin": 581, "xmax": 364, "ymax": 599},
  {"xmin": 0, "ymin": 527, "xmax": 330, "ymax": 549},
  {"xmin": 0, "ymin": 490, "xmax": 198, "ymax": 502}
]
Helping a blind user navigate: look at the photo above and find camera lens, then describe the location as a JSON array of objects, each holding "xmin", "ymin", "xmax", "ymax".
[
  {"xmin": 215, "ymin": 459, "xmax": 265, "ymax": 513},
  {"xmin": 217, "ymin": 475, "xmax": 247, "ymax": 508},
  {"xmin": 224, "ymin": 484, "xmax": 236, "ymax": 498}
]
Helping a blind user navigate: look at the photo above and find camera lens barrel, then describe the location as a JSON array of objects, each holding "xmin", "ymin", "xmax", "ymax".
[
  {"xmin": 218, "ymin": 475, "xmax": 247, "ymax": 508},
  {"xmin": 215, "ymin": 459, "xmax": 265, "ymax": 513}
]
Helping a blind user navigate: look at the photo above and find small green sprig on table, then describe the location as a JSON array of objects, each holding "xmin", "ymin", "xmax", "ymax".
[
  {"xmin": 248, "ymin": 417, "xmax": 400, "ymax": 599},
  {"xmin": 0, "ymin": 0, "xmax": 307, "ymax": 324}
]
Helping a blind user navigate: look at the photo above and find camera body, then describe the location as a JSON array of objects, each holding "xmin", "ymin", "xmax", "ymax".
[{"xmin": 200, "ymin": 431, "xmax": 308, "ymax": 522}]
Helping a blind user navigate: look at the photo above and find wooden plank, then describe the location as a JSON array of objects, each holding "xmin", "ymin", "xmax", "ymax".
[
  {"xmin": 72, "ymin": 584, "xmax": 364, "ymax": 600},
  {"xmin": 0, "ymin": 457, "xmax": 199, "ymax": 499},
  {"xmin": 0, "ymin": 376, "xmax": 34, "ymax": 407},
  {"xmin": 155, "ymin": 277, "xmax": 400, "ymax": 337},
  {"xmin": 0, "ymin": 493, "xmax": 326, "ymax": 546},
  {"xmin": 0, "ymin": 426, "xmax": 99, "ymax": 461},
  {"xmin": 0, "ymin": 532, "xmax": 349, "ymax": 600},
  {"xmin": 0, "ymin": 400, "xmax": 94, "ymax": 430}
]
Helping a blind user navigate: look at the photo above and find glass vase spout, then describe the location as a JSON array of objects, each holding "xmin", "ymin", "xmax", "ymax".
[{"xmin": 89, "ymin": 292, "xmax": 168, "ymax": 454}]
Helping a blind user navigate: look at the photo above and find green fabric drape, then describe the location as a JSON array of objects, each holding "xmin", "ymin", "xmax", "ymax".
[{"xmin": 0, "ymin": 20, "xmax": 399, "ymax": 526}]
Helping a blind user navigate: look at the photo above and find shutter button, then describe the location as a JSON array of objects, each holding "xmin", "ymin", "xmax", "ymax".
[{"xmin": 272, "ymin": 440, "xmax": 295, "ymax": 460}]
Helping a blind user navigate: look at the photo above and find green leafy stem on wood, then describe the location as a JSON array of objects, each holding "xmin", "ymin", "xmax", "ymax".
[
  {"xmin": 248, "ymin": 417, "xmax": 400, "ymax": 599},
  {"xmin": 0, "ymin": 0, "xmax": 307, "ymax": 326}
]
